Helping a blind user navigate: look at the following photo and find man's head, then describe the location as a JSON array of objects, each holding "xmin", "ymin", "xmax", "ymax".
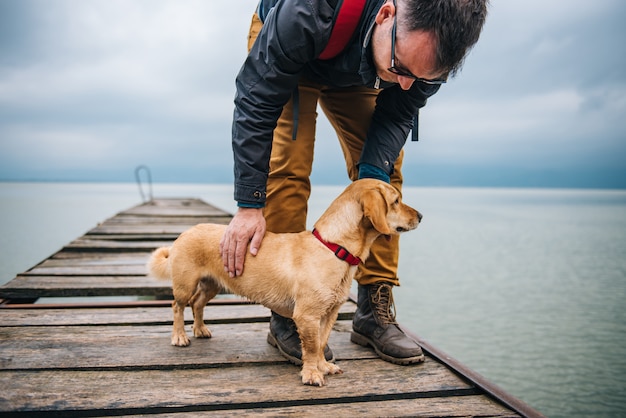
[{"xmin": 372, "ymin": 0, "xmax": 489, "ymax": 90}]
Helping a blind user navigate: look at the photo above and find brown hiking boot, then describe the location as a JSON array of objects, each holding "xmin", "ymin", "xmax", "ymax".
[{"xmin": 351, "ymin": 282, "xmax": 425, "ymax": 365}]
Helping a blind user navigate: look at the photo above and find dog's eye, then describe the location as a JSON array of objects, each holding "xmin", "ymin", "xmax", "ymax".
[{"xmin": 393, "ymin": 198, "xmax": 399, "ymax": 206}]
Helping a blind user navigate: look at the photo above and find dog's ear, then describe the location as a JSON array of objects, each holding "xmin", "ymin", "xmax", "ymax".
[{"xmin": 361, "ymin": 188, "xmax": 392, "ymax": 235}]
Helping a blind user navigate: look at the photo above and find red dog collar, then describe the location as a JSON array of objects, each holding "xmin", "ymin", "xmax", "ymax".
[{"xmin": 312, "ymin": 229, "xmax": 361, "ymax": 266}]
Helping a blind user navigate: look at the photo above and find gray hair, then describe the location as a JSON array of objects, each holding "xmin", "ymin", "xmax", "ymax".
[{"xmin": 399, "ymin": 0, "xmax": 489, "ymax": 77}]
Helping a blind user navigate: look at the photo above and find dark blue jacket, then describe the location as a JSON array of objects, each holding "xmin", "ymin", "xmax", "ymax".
[{"xmin": 232, "ymin": 0, "xmax": 440, "ymax": 205}]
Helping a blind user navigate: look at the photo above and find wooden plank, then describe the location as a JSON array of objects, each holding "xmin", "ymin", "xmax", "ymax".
[
  {"xmin": 51, "ymin": 251, "xmax": 154, "ymax": 261},
  {"xmin": 120, "ymin": 206, "xmax": 230, "ymax": 217},
  {"xmin": 98, "ymin": 215, "xmax": 230, "ymax": 225},
  {"xmin": 0, "ymin": 362, "xmax": 483, "ymax": 415},
  {"xmin": 22, "ymin": 262, "xmax": 154, "ymax": 280},
  {"xmin": 0, "ymin": 302, "xmax": 357, "ymax": 327},
  {"xmin": 63, "ymin": 238, "xmax": 174, "ymax": 250},
  {"xmin": 121, "ymin": 199, "xmax": 230, "ymax": 217},
  {"xmin": 86, "ymin": 222, "xmax": 225, "ymax": 235},
  {"xmin": 40, "ymin": 254, "xmax": 149, "ymax": 266},
  {"xmin": 0, "ymin": 321, "xmax": 382, "ymax": 370},
  {"xmin": 23, "ymin": 264, "xmax": 148, "ymax": 276},
  {"xmin": 132, "ymin": 396, "xmax": 519, "ymax": 417},
  {"xmin": 0, "ymin": 275, "xmax": 170, "ymax": 298}
]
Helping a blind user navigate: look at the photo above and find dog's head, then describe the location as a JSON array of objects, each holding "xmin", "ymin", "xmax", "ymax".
[{"xmin": 358, "ymin": 179, "xmax": 422, "ymax": 237}]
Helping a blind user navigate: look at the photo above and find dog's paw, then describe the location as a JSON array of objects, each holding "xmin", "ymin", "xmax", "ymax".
[
  {"xmin": 193, "ymin": 324, "xmax": 211, "ymax": 339},
  {"xmin": 300, "ymin": 368, "xmax": 326, "ymax": 387},
  {"xmin": 320, "ymin": 361, "xmax": 343, "ymax": 376},
  {"xmin": 171, "ymin": 333, "xmax": 190, "ymax": 347}
]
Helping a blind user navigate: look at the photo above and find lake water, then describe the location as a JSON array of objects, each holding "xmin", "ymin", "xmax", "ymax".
[{"xmin": 1, "ymin": 181, "xmax": 625, "ymax": 417}]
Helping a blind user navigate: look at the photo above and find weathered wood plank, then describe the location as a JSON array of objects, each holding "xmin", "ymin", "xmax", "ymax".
[
  {"xmin": 98, "ymin": 215, "xmax": 230, "ymax": 225},
  {"xmin": 121, "ymin": 199, "xmax": 229, "ymax": 217},
  {"xmin": 51, "ymin": 251, "xmax": 154, "ymax": 260},
  {"xmin": 63, "ymin": 238, "xmax": 175, "ymax": 250},
  {"xmin": 0, "ymin": 275, "xmax": 170, "ymax": 298},
  {"xmin": 23, "ymin": 264, "xmax": 149, "ymax": 276},
  {"xmin": 123, "ymin": 396, "xmax": 519, "ymax": 417},
  {"xmin": 129, "ymin": 198, "xmax": 221, "ymax": 207},
  {"xmin": 40, "ymin": 254, "xmax": 149, "ymax": 266},
  {"xmin": 25, "ymin": 257, "xmax": 156, "ymax": 275},
  {"xmin": 86, "ymin": 221, "xmax": 228, "ymax": 235},
  {"xmin": 0, "ymin": 304, "xmax": 266, "ymax": 327},
  {"xmin": 0, "ymin": 321, "xmax": 382, "ymax": 370},
  {"xmin": 0, "ymin": 302, "xmax": 356, "ymax": 327},
  {"xmin": 0, "ymin": 360, "xmax": 476, "ymax": 414},
  {"xmin": 119, "ymin": 207, "xmax": 229, "ymax": 217}
]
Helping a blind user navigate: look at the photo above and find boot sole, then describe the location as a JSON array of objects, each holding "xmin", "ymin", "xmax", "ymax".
[
  {"xmin": 350, "ymin": 331, "xmax": 425, "ymax": 365},
  {"xmin": 267, "ymin": 332, "xmax": 303, "ymax": 366}
]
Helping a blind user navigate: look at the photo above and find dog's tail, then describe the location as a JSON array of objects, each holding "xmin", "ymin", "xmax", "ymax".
[{"xmin": 147, "ymin": 247, "xmax": 172, "ymax": 280}]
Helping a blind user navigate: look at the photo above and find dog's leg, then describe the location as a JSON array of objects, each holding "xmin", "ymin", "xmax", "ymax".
[
  {"xmin": 190, "ymin": 278, "xmax": 220, "ymax": 339},
  {"xmin": 170, "ymin": 270, "xmax": 197, "ymax": 347},
  {"xmin": 317, "ymin": 305, "xmax": 343, "ymax": 376},
  {"xmin": 293, "ymin": 310, "xmax": 325, "ymax": 386},
  {"xmin": 171, "ymin": 300, "xmax": 190, "ymax": 346}
]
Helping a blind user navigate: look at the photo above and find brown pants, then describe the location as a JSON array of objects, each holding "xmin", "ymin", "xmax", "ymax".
[{"xmin": 247, "ymin": 13, "xmax": 403, "ymax": 286}]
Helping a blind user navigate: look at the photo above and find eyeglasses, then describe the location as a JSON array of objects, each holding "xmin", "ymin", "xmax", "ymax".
[{"xmin": 388, "ymin": 1, "xmax": 447, "ymax": 85}]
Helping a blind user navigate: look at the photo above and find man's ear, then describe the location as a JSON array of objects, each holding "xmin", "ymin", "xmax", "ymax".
[
  {"xmin": 361, "ymin": 189, "xmax": 392, "ymax": 235},
  {"xmin": 375, "ymin": 0, "xmax": 396, "ymax": 25}
]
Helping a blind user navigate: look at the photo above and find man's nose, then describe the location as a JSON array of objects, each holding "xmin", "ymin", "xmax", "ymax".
[{"xmin": 398, "ymin": 76, "xmax": 415, "ymax": 90}]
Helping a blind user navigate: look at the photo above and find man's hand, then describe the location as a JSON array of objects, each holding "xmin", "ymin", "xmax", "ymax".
[{"xmin": 220, "ymin": 207, "xmax": 266, "ymax": 277}]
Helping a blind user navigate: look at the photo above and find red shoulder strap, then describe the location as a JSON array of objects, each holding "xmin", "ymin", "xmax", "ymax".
[{"xmin": 318, "ymin": 0, "xmax": 367, "ymax": 60}]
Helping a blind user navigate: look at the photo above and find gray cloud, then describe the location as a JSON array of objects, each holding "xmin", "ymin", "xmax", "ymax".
[
  {"xmin": 0, "ymin": 0, "xmax": 253, "ymax": 182},
  {"xmin": 0, "ymin": 0, "xmax": 624, "ymax": 188}
]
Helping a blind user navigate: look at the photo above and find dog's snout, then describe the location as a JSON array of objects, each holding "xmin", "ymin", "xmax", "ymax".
[{"xmin": 399, "ymin": 207, "xmax": 421, "ymax": 232}]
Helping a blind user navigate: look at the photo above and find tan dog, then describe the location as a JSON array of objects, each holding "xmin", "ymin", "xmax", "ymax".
[{"xmin": 147, "ymin": 178, "xmax": 421, "ymax": 386}]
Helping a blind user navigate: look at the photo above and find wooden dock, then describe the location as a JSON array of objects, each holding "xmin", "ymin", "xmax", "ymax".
[{"xmin": 0, "ymin": 198, "xmax": 542, "ymax": 417}]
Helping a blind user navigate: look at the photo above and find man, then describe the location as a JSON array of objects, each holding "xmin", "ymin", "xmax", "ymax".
[{"xmin": 221, "ymin": 0, "xmax": 488, "ymax": 365}]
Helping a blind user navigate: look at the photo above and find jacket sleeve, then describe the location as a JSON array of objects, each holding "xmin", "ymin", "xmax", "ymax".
[
  {"xmin": 232, "ymin": 0, "xmax": 336, "ymax": 206},
  {"xmin": 358, "ymin": 81, "xmax": 441, "ymax": 176}
]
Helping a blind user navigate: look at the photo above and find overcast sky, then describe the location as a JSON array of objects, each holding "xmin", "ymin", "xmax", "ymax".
[{"xmin": 0, "ymin": 0, "xmax": 624, "ymax": 188}]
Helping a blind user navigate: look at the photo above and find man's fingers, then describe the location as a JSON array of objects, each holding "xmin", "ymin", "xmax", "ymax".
[
  {"xmin": 227, "ymin": 235, "xmax": 237, "ymax": 278},
  {"xmin": 219, "ymin": 207, "xmax": 265, "ymax": 277},
  {"xmin": 234, "ymin": 237, "xmax": 248, "ymax": 277},
  {"xmin": 220, "ymin": 228, "xmax": 254, "ymax": 277},
  {"xmin": 220, "ymin": 231, "xmax": 240, "ymax": 278},
  {"xmin": 249, "ymin": 228, "xmax": 265, "ymax": 256},
  {"xmin": 220, "ymin": 233, "xmax": 232, "ymax": 275}
]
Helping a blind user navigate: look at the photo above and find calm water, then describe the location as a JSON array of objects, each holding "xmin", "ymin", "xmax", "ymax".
[{"xmin": 1, "ymin": 182, "xmax": 625, "ymax": 417}]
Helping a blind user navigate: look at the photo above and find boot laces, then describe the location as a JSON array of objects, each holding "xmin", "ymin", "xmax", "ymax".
[{"xmin": 372, "ymin": 283, "xmax": 398, "ymax": 325}]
